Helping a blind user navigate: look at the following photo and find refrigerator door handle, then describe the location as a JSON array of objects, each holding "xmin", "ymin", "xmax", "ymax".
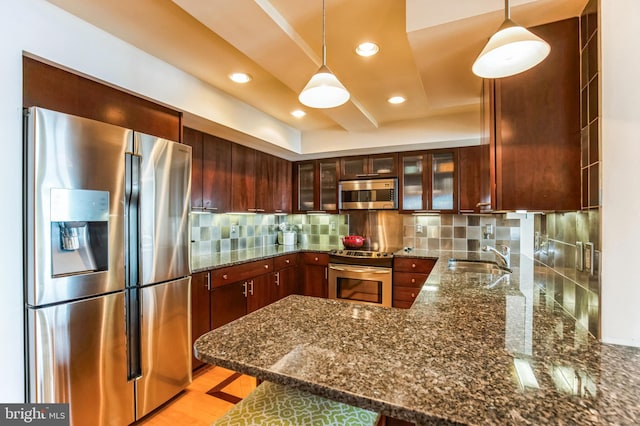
[{"xmin": 125, "ymin": 152, "xmax": 142, "ymax": 380}]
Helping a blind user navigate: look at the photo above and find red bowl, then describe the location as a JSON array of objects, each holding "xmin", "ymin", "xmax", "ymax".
[{"xmin": 342, "ymin": 236, "xmax": 364, "ymax": 248}]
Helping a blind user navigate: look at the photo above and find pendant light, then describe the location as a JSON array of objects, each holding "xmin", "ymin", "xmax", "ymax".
[
  {"xmin": 472, "ymin": 0, "xmax": 550, "ymax": 79},
  {"xmin": 298, "ymin": 0, "xmax": 350, "ymax": 108}
]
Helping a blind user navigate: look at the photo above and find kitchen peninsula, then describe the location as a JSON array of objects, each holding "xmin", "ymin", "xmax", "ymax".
[{"xmin": 195, "ymin": 252, "xmax": 640, "ymax": 425}]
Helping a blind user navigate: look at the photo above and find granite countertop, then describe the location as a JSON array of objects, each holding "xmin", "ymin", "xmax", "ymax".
[{"xmin": 194, "ymin": 251, "xmax": 640, "ymax": 425}]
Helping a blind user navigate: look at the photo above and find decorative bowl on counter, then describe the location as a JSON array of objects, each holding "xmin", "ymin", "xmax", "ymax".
[{"xmin": 342, "ymin": 235, "xmax": 365, "ymax": 248}]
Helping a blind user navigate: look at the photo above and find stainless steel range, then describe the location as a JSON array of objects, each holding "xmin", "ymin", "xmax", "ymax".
[{"xmin": 328, "ymin": 249, "xmax": 394, "ymax": 307}]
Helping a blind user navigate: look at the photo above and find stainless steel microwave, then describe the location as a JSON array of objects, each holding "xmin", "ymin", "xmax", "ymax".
[{"xmin": 339, "ymin": 178, "xmax": 398, "ymax": 210}]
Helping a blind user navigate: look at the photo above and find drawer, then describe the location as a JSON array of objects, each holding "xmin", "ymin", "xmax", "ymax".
[
  {"xmin": 211, "ymin": 259, "xmax": 274, "ymax": 287},
  {"xmin": 392, "ymin": 299, "xmax": 415, "ymax": 309},
  {"xmin": 393, "ymin": 257, "xmax": 436, "ymax": 274},
  {"xmin": 301, "ymin": 252, "xmax": 329, "ymax": 265},
  {"xmin": 393, "ymin": 286, "xmax": 421, "ymax": 303},
  {"xmin": 274, "ymin": 253, "xmax": 298, "ymax": 270},
  {"xmin": 393, "ymin": 272, "xmax": 428, "ymax": 288}
]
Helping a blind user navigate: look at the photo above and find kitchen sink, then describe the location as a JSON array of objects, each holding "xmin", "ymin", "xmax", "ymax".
[{"xmin": 447, "ymin": 258, "xmax": 511, "ymax": 279}]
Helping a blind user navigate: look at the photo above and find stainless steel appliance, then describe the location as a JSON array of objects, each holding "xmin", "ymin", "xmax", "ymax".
[
  {"xmin": 328, "ymin": 250, "xmax": 393, "ymax": 307},
  {"xmin": 339, "ymin": 178, "xmax": 398, "ymax": 210},
  {"xmin": 24, "ymin": 107, "xmax": 192, "ymax": 425}
]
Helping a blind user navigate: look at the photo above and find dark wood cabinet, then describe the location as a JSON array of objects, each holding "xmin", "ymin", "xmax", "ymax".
[
  {"xmin": 301, "ymin": 253, "xmax": 329, "ymax": 298},
  {"xmin": 232, "ymin": 144, "xmax": 292, "ymax": 213},
  {"xmin": 184, "ymin": 127, "xmax": 232, "ymax": 212},
  {"xmin": 340, "ymin": 153, "xmax": 398, "ymax": 180},
  {"xmin": 210, "ymin": 281, "xmax": 247, "ymax": 329},
  {"xmin": 458, "ymin": 145, "xmax": 491, "ymax": 213},
  {"xmin": 399, "ymin": 149, "xmax": 457, "ymax": 213},
  {"xmin": 190, "ymin": 271, "xmax": 211, "ymax": 370},
  {"xmin": 246, "ymin": 273, "xmax": 273, "ymax": 314},
  {"xmin": 274, "ymin": 254, "xmax": 299, "ymax": 300},
  {"xmin": 487, "ymin": 18, "xmax": 581, "ymax": 211},
  {"xmin": 392, "ymin": 257, "xmax": 436, "ymax": 308},
  {"xmin": 231, "ymin": 144, "xmax": 257, "ymax": 212},
  {"xmin": 293, "ymin": 159, "xmax": 339, "ymax": 213}
]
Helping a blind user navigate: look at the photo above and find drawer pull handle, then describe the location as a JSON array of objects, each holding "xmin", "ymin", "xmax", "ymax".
[
  {"xmin": 411, "ymin": 293, "xmax": 416, "ymax": 298},
  {"xmin": 411, "ymin": 278, "xmax": 416, "ymax": 283},
  {"xmin": 285, "ymin": 259, "xmax": 290, "ymax": 264},
  {"xmin": 411, "ymin": 263, "xmax": 416, "ymax": 268},
  {"xmin": 264, "ymin": 264, "xmax": 269, "ymax": 269},
  {"xmin": 223, "ymin": 274, "xmax": 228, "ymax": 280},
  {"xmin": 314, "ymin": 257, "xmax": 319, "ymax": 261}
]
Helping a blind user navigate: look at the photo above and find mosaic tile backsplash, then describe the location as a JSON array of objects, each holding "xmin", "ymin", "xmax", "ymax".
[
  {"xmin": 403, "ymin": 214, "xmax": 522, "ymax": 266},
  {"xmin": 190, "ymin": 213, "xmax": 349, "ymax": 257},
  {"xmin": 534, "ymin": 210, "xmax": 600, "ymax": 338}
]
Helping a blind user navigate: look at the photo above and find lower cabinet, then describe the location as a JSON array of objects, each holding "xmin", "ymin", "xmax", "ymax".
[
  {"xmin": 190, "ymin": 271, "xmax": 211, "ymax": 370},
  {"xmin": 300, "ymin": 253, "xmax": 329, "ymax": 298},
  {"xmin": 274, "ymin": 254, "xmax": 299, "ymax": 301},
  {"xmin": 392, "ymin": 257, "xmax": 436, "ymax": 309}
]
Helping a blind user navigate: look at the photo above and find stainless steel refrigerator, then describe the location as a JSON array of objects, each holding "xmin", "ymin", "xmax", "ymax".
[{"xmin": 24, "ymin": 107, "xmax": 192, "ymax": 425}]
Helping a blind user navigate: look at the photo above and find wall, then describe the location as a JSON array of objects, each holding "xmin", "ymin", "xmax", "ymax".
[{"xmin": 600, "ymin": 0, "xmax": 640, "ymax": 346}]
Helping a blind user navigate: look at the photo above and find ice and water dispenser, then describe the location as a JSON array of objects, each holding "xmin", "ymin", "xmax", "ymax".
[{"xmin": 50, "ymin": 188, "xmax": 109, "ymax": 277}]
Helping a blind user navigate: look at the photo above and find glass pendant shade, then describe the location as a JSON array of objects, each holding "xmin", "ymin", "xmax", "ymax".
[
  {"xmin": 473, "ymin": 18, "xmax": 550, "ymax": 79},
  {"xmin": 299, "ymin": 65, "xmax": 350, "ymax": 108}
]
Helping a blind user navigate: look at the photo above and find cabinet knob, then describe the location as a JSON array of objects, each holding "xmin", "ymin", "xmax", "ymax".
[
  {"xmin": 223, "ymin": 274, "xmax": 228, "ymax": 280},
  {"xmin": 314, "ymin": 257, "xmax": 319, "ymax": 261},
  {"xmin": 264, "ymin": 264, "xmax": 269, "ymax": 269},
  {"xmin": 411, "ymin": 263, "xmax": 416, "ymax": 269},
  {"xmin": 411, "ymin": 278, "xmax": 416, "ymax": 283},
  {"xmin": 285, "ymin": 259, "xmax": 290, "ymax": 264},
  {"xmin": 411, "ymin": 292, "xmax": 416, "ymax": 298}
]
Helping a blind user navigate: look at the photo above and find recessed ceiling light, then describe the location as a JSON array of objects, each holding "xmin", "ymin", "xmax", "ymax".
[
  {"xmin": 355, "ymin": 42, "xmax": 379, "ymax": 57},
  {"xmin": 291, "ymin": 110, "xmax": 306, "ymax": 118},
  {"xmin": 388, "ymin": 96, "xmax": 406, "ymax": 104},
  {"xmin": 229, "ymin": 72, "xmax": 252, "ymax": 83}
]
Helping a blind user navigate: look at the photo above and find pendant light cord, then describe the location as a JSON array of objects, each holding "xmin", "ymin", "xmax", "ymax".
[
  {"xmin": 505, "ymin": 0, "xmax": 510, "ymax": 20},
  {"xmin": 322, "ymin": 0, "xmax": 327, "ymax": 66}
]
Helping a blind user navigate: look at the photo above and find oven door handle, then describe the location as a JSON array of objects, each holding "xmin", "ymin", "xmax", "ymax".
[{"xmin": 329, "ymin": 265, "xmax": 391, "ymax": 274}]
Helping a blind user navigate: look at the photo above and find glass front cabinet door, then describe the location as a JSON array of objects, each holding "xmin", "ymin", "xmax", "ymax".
[{"xmin": 400, "ymin": 150, "xmax": 457, "ymax": 213}]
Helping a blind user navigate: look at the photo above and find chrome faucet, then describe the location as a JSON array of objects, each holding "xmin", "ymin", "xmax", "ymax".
[{"xmin": 482, "ymin": 245, "xmax": 511, "ymax": 269}]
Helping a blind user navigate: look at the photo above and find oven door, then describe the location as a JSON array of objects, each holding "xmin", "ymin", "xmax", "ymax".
[{"xmin": 328, "ymin": 264, "xmax": 392, "ymax": 307}]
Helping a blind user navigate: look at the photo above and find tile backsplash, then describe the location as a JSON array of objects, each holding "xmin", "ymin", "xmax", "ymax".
[
  {"xmin": 533, "ymin": 210, "xmax": 600, "ymax": 338},
  {"xmin": 190, "ymin": 213, "xmax": 348, "ymax": 257},
  {"xmin": 404, "ymin": 214, "xmax": 522, "ymax": 265}
]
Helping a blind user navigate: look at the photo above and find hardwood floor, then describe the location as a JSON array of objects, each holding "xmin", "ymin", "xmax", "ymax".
[{"xmin": 135, "ymin": 366, "xmax": 256, "ymax": 425}]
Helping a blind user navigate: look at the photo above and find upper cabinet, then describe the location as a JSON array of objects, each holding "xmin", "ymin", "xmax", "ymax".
[
  {"xmin": 458, "ymin": 145, "xmax": 491, "ymax": 213},
  {"xmin": 399, "ymin": 149, "xmax": 457, "ymax": 213},
  {"xmin": 293, "ymin": 158, "xmax": 339, "ymax": 213},
  {"xmin": 487, "ymin": 18, "xmax": 581, "ymax": 211},
  {"xmin": 183, "ymin": 127, "xmax": 231, "ymax": 213},
  {"xmin": 340, "ymin": 153, "xmax": 398, "ymax": 180},
  {"xmin": 231, "ymin": 144, "xmax": 292, "ymax": 213}
]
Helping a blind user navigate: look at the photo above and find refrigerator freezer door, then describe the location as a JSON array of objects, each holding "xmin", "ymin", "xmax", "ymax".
[
  {"xmin": 136, "ymin": 133, "xmax": 191, "ymax": 285},
  {"xmin": 25, "ymin": 107, "xmax": 131, "ymax": 306},
  {"xmin": 28, "ymin": 292, "xmax": 135, "ymax": 426},
  {"xmin": 136, "ymin": 277, "xmax": 192, "ymax": 419}
]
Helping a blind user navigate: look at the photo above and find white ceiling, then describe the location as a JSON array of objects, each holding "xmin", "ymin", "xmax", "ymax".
[{"xmin": 45, "ymin": 0, "xmax": 587, "ymax": 155}]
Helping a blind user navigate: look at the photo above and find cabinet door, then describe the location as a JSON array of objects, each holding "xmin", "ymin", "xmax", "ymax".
[
  {"xmin": 318, "ymin": 159, "xmax": 338, "ymax": 212},
  {"xmin": 400, "ymin": 153, "xmax": 426, "ymax": 211},
  {"xmin": 301, "ymin": 253, "xmax": 329, "ymax": 298},
  {"xmin": 369, "ymin": 153, "xmax": 398, "ymax": 177},
  {"xmin": 276, "ymin": 266, "xmax": 299, "ymax": 300},
  {"xmin": 231, "ymin": 144, "xmax": 257, "ymax": 212},
  {"xmin": 246, "ymin": 274, "xmax": 273, "ymax": 313},
  {"xmin": 202, "ymin": 134, "xmax": 231, "ymax": 212},
  {"xmin": 210, "ymin": 281, "xmax": 247, "ymax": 329},
  {"xmin": 274, "ymin": 156, "xmax": 292, "ymax": 213},
  {"xmin": 492, "ymin": 18, "xmax": 580, "ymax": 211},
  {"xmin": 191, "ymin": 271, "xmax": 210, "ymax": 370},
  {"xmin": 182, "ymin": 127, "xmax": 203, "ymax": 209},
  {"xmin": 295, "ymin": 161, "xmax": 317, "ymax": 212},
  {"xmin": 341, "ymin": 156, "xmax": 368, "ymax": 179},
  {"xmin": 430, "ymin": 150, "xmax": 457, "ymax": 212},
  {"xmin": 458, "ymin": 145, "xmax": 491, "ymax": 213}
]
